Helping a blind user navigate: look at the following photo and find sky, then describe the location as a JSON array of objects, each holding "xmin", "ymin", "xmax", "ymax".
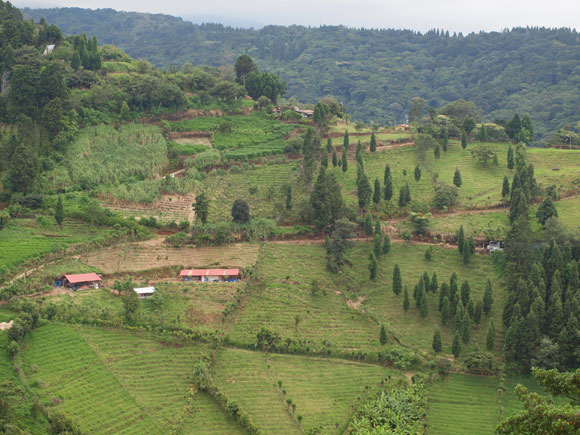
[{"xmin": 14, "ymin": 0, "xmax": 580, "ymax": 33}]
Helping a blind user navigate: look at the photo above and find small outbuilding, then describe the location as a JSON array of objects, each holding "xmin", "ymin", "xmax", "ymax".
[
  {"xmin": 42, "ymin": 44, "xmax": 55, "ymax": 56},
  {"xmin": 180, "ymin": 269, "xmax": 240, "ymax": 282},
  {"xmin": 133, "ymin": 287, "xmax": 156, "ymax": 299},
  {"xmin": 487, "ymin": 241, "xmax": 505, "ymax": 252},
  {"xmin": 59, "ymin": 273, "xmax": 102, "ymax": 290}
]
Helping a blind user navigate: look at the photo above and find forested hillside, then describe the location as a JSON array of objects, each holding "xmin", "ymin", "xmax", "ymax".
[{"xmin": 24, "ymin": 7, "xmax": 580, "ymax": 137}]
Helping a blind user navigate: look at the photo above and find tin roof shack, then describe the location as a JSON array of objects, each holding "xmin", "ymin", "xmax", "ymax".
[
  {"xmin": 133, "ymin": 287, "xmax": 155, "ymax": 299},
  {"xmin": 61, "ymin": 273, "xmax": 102, "ymax": 290},
  {"xmin": 180, "ymin": 269, "xmax": 240, "ymax": 282}
]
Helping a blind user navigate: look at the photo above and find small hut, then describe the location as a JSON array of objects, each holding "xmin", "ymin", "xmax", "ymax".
[
  {"xmin": 59, "ymin": 273, "xmax": 102, "ymax": 290},
  {"xmin": 180, "ymin": 269, "xmax": 240, "ymax": 282},
  {"xmin": 133, "ymin": 287, "xmax": 156, "ymax": 299}
]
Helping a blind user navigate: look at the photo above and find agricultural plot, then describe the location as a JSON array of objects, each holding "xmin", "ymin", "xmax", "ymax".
[
  {"xmin": 0, "ymin": 218, "xmax": 112, "ymax": 278},
  {"xmin": 427, "ymin": 374, "xmax": 500, "ymax": 434},
  {"xmin": 78, "ymin": 237, "xmax": 260, "ymax": 274},
  {"xmin": 553, "ymin": 194, "xmax": 580, "ymax": 231},
  {"xmin": 528, "ymin": 147, "xmax": 580, "ymax": 194},
  {"xmin": 170, "ymin": 112, "xmax": 302, "ymax": 160},
  {"xmin": 182, "ymin": 393, "xmax": 245, "ymax": 434},
  {"xmin": 227, "ymin": 242, "xmax": 503, "ymax": 357},
  {"xmin": 502, "ymin": 375, "xmax": 569, "ymax": 418}
]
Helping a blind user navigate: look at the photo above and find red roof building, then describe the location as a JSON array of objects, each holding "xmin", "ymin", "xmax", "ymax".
[
  {"xmin": 180, "ymin": 269, "xmax": 240, "ymax": 282},
  {"xmin": 61, "ymin": 273, "xmax": 102, "ymax": 289}
]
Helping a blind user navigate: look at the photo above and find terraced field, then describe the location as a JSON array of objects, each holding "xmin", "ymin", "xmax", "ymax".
[{"xmin": 427, "ymin": 374, "xmax": 500, "ymax": 434}]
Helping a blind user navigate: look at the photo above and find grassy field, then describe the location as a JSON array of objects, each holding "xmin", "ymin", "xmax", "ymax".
[
  {"xmin": 0, "ymin": 218, "xmax": 112, "ymax": 278},
  {"xmin": 427, "ymin": 374, "xmax": 500, "ymax": 434},
  {"xmin": 553, "ymin": 194, "xmax": 580, "ymax": 231},
  {"xmin": 227, "ymin": 241, "xmax": 503, "ymax": 356}
]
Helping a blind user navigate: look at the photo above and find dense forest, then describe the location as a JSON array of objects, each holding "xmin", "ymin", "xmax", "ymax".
[{"xmin": 23, "ymin": 7, "xmax": 580, "ymax": 137}]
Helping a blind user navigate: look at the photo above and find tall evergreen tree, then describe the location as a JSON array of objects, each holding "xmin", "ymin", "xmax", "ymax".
[
  {"xmin": 403, "ymin": 286, "xmax": 410, "ymax": 312},
  {"xmin": 374, "ymin": 233, "xmax": 382, "ymax": 259},
  {"xmin": 474, "ymin": 301, "xmax": 483, "ymax": 324},
  {"xmin": 442, "ymin": 129, "xmax": 449, "ymax": 152},
  {"xmin": 363, "ymin": 213, "xmax": 373, "ymax": 235},
  {"xmin": 332, "ymin": 149, "xmax": 338, "ymax": 167},
  {"xmin": 457, "ymin": 225, "xmax": 466, "ymax": 254},
  {"xmin": 452, "ymin": 334, "xmax": 461, "ymax": 358},
  {"xmin": 343, "ymin": 130, "xmax": 349, "ymax": 152},
  {"xmin": 479, "ymin": 124, "xmax": 487, "ymax": 141},
  {"xmin": 462, "ymin": 310, "xmax": 471, "ymax": 344},
  {"xmin": 369, "ymin": 253, "xmax": 378, "ymax": 280},
  {"xmin": 432, "ymin": 329, "xmax": 442, "ymax": 353},
  {"xmin": 453, "ymin": 168, "xmax": 462, "ymax": 188},
  {"xmin": 414, "ymin": 164, "xmax": 421, "ymax": 182},
  {"xmin": 383, "ymin": 169, "xmax": 393, "ymax": 202},
  {"xmin": 379, "ymin": 324, "xmax": 387, "ymax": 345},
  {"xmin": 461, "ymin": 130, "xmax": 468, "ymax": 150},
  {"xmin": 537, "ymin": 197, "xmax": 558, "ymax": 226},
  {"xmin": 486, "ymin": 320, "xmax": 495, "ymax": 350},
  {"xmin": 507, "ymin": 145, "xmax": 515, "ymax": 169},
  {"xmin": 439, "ymin": 282, "xmax": 449, "ymax": 311},
  {"xmin": 370, "ymin": 132, "xmax": 377, "ymax": 152},
  {"xmin": 382, "ymin": 232, "xmax": 391, "ymax": 255},
  {"xmin": 71, "ymin": 49, "xmax": 81, "ymax": 70},
  {"xmin": 373, "ymin": 178, "xmax": 381, "ymax": 205},
  {"xmin": 502, "ymin": 175, "xmax": 510, "ymax": 198},
  {"xmin": 431, "ymin": 272, "xmax": 439, "ymax": 293},
  {"xmin": 393, "ymin": 264, "xmax": 402, "ymax": 295},
  {"xmin": 483, "ymin": 279, "xmax": 494, "ymax": 315},
  {"xmin": 462, "ymin": 244, "xmax": 471, "ymax": 265},
  {"xmin": 383, "ymin": 164, "xmax": 391, "ymax": 185},
  {"xmin": 449, "ymin": 273, "xmax": 459, "ymax": 311},
  {"xmin": 461, "ymin": 280, "xmax": 471, "ymax": 306},
  {"xmin": 423, "ymin": 271, "xmax": 431, "ymax": 293},
  {"xmin": 341, "ymin": 148, "xmax": 348, "ymax": 174},
  {"xmin": 441, "ymin": 296, "xmax": 450, "ymax": 325},
  {"xmin": 434, "ymin": 143, "xmax": 441, "ymax": 159},
  {"xmin": 420, "ymin": 287, "xmax": 428, "ymax": 317},
  {"xmin": 326, "ymin": 136, "xmax": 333, "ymax": 153}
]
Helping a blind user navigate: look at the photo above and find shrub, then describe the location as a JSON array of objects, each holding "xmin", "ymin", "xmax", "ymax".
[
  {"xmin": 194, "ymin": 149, "xmax": 222, "ymax": 169},
  {"xmin": 433, "ymin": 182, "xmax": 458, "ymax": 209},
  {"xmin": 231, "ymin": 199, "xmax": 250, "ymax": 223}
]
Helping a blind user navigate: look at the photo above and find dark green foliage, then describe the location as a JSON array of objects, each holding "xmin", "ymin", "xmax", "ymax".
[
  {"xmin": 430, "ymin": 272, "xmax": 438, "ymax": 293},
  {"xmin": 369, "ymin": 253, "xmax": 378, "ymax": 280},
  {"xmin": 382, "ymin": 232, "xmax": 391, "ymax": 255},
  {"xmin": 55, "ymin": 195, "xmax": 64, "ymax": 226},
  {"xmin": 285, "ymin": 185, "xmax": 292, "ymax": 210},
  {"xmin": 419, "ymin": 287, "xmax": 428, "ymax": 318},
  {"xmin": 453, "ymin": 168, "xmax": 462, "ymax": 188},
  {"xmin": 434, "ymin": 143, "xmax": 441, "ymax": 159},
  {"xmin": 507, "ymin": 145, "xmax": 515, "ymax": 169},
  {"xmin": 403, "ymin": 286, "xmax": 410, "ymax": 312},
  {"xmin": 457, "ymin": 225, "xmax": 465, "ymax": 254},
  {"xmin": 123, "ymin": 288, "xmax": 140, "ymax": 323},
  {"xmin": 423, "ymin": 271, "xmax": 430, "ymax": 293},
  {"xmin": 433, "ymin": 182, "xmax": 458, "ymax": 209},
  {"xmin": 537, "ymin": 197, "xmax": 558, "ymax": 226},
  {"xmin": 245, "ymin": 71, "xmax": 286, "ymax": 104},
  {"xmin": 363, "ymin": 214, "xmax": 373, "ymax": 236},
  {"xmin": 414, "ymin": 164, "xmax": 421, "ymax": 182},
  {"xmin": 502, "ymin": 175, "xmax": 510, "ymax": 198},
  {"xmin": 379, "ymin": 324, "xmax": 387, "ymax": 345},
  {"xmin": 462, "ymin": 117, "xmax": 476, "ymax": 135},
  {"xmin": 373, "ymin": 178, "xmax": 381, "ymax": 205},
  {"xmin": 432, "ymin": 329, "xmax": 442, "ymax": 353},
  {"xmin": 370, "ymin": 132, "xmax": 377, "ymax": 152},
  {"xmin": 479, "ymin": 124, "xmax": 487, "ymax": 141},
  {"xmin": 231, "ymin": 199, "xmax": 250, "ymax": 223},
  {"xmin": 442, "ymin": 129, "xmax": 449, "ymax": 152},
  {"xmin": 398, "ymin": 183, "xmax": 411, "ymax": 207},
  {"xmin": 441, "ymin": 296, "xmax": 450, "ymax": 325},
  {"xmin": 486, "ymin": 321, "xmax": 495, "ymax": 351},
  {"xmin": 332, "ymin": 149, "xmax": 338, "ymax": 167},
  {"xmin": 483, "ymin": 279, "xmax": 493, "ymax": 315},
  {"xmin": 393, "ymin": 264, "xmax": 402, "ymax": 295},
  {"xmin": 327, "ymin": 219, "xmax": 355, "ymax": 272},
  {"xmin": 193, "ymin": 192, "xmax": 210, "ymax": 226},
  {"xmin": 462, "ymin": 312, "xmax": 471, "ymax": 344},
  {"xmin": 357, "ymin": 173, "xmax": 372, "ymax": 210},
  {"xmin": 452, "ymin": 334, "xmax": 461, "ymax": 358},
  {"xmin": 462, "ymin": 244, "xmax": 470, "ymax": 265},
  {"xmin": 439, "ymin": 283, "xmax": 449, "ymax": 311},
  {"xmin": 383, "ymin": 165, "xmax": 393, "ymax": 201},
  {"xmin": 461, "ymin": 130, "xmax": 467, "ymax": 150},
  {"xmin": 341, "ymin": 148, "xmax": 348, "ymax": 173},
  {"xmin": 343, "ymin": 130, "xmax": 349, "ymax": 152},
  {"xmin": 425, "ymin": 245, "xmax": 433, "ymax": 261},
  {"xmin": 326, "ymin": 137, "xmax": 333, "ymax": 153},
  {"xmin": 310, "ymin": 167, "xmax": 344, "ymax": 231},
  {"xmin": 374, "ymin": 233, "xmax": 382, "ymax": 259}
]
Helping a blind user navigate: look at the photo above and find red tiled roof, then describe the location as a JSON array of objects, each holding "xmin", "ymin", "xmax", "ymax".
[
  {"xmin": 180, "ymin": 269, "xmax": 240, "ymax": 277},
  {"xmin": 64, "ymin": 273, "xmax": 102, "ymax": 284}
]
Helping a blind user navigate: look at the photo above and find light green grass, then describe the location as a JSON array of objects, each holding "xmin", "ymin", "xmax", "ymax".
[
  {"xmin": 503, "ymin": 375, "xmax": 569, "ymax": 418},
  {"xmin": 554, "ymin": 195, "xmax": 580, "ymax": 231},
  {"xmin": 427, "ymin": 374, "xmax": 500, "ymax": 434}
]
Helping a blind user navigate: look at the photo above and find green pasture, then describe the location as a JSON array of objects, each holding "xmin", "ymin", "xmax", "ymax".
[{"xmin": 554, "ymin": 195, "xmax": 580, "ymax": 231}]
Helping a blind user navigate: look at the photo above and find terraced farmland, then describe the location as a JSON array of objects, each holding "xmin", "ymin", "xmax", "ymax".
[{"xmin": 427, "ymin": 374, "xmax": 500, "ymax": 434}]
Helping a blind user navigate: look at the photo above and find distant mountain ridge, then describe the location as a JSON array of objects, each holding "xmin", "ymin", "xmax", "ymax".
[{"xmin": 23, "ymin": 7, "xmax": 580, "ymax": 136}]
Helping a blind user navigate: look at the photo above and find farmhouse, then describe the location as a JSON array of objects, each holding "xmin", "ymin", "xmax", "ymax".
[
  {"xmin": 395, "ymin": 123, "xmax": 410, "ymax": 131},
  {"xmin": 133, "ymin": 287, "xmax": 156, "ymax": 298},
  {"xmin": 58, "ymin": 273, "xmax": 102, "ymax": 290},
  {"xmin": 294, "ymin": 107, "xmax": 314, "ymax": 118},
  {"xmin": 180, "ymin": 268, "xmax": 240, "ymax": 282},
  {"xmin": 487, "ymin": 241, "xmax": 505, "ymax": 252}
]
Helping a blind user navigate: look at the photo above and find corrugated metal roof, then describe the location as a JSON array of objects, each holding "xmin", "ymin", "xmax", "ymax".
[
  {"xmin": 134, "ymin": 287, "xmax": 155, "ymax": 294},
  {"xmin": 64, "ymin": 273, "xmax": 102, "ymax": 284},
  {"xmin": 180, "ymin": 269, "xmax": 240, "ymax": 277}
]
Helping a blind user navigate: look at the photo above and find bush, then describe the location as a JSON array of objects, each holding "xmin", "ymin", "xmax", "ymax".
[
  {"xmin": 433, "ymin": 182, "xmax": 458, "ymax": 209},
  {"xmin": 464, "ymin": 351, "xmax": 496, "ymax": 375},
  {"xmin": 194, "ymin": 150, "xmax": 222, "ymax": 170},
  {"xmin": 231, "ymin": 199, "xmax": 250, "ymax": 223}
]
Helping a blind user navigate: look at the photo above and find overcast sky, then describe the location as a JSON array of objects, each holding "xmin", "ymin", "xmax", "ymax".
[{"xmin": 14, "ymin": 0, "xmax": 580, "ymax": 33}]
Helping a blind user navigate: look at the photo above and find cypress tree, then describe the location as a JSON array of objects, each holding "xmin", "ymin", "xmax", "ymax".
[
  {"xmin": 358, "ymin": 173, "xmax": 372, "ymax": 210},
  {"xmin": 403, "ymin": 286, "xmax": 410, "ymax": 312},
  {"xmin": 479, "ymin": 124, "xmax": 487, "ymax": 142},
  {"xmin": 71, "ymin": 50, "xmax": 81, "ymax": 70},
  {"xmin": 439, "ymin": 282, "xmax": 449, "ymax": 311},
  {"xmin": 461, "ymin": 130, "xmax": 467, "ymax": 150},
  {"xmin": 363, "ymin": 214, "xmax": 373, "ymax": 235},
  {"xmin": 483, "ymin": 279, "xmax": 493, "ymax": 315},
  {"xmin": 414, "ymin": 164, "xmax": 421, "ymax": 182},
  {"xmin": 383, "ymin": 170, "xmax": 393, "ymax": 202},
  {"xmin": 379, "ymin": 324, "xmax": 387, "ymax": 345},
  {"xmin": 370, "ymin": 132, "xmax": 377, "ymax": 152},
  {"xmin": 452, "ymin": 334, "xmax": 461, "ymax": 358},
  {"xmin": 507, "ymin": 145, "xmax": 514, "ymax": 169},
  {"xmin": 457, "ymin": 225, "xmax": 465, "ymax": 254},
  {"xmin": 547, "ymin": 289, "xmax": 564, "ymax": 338},
  {"xmin": 374, "ymin": 219, "xmax": 382, "ymax": 237},
  {"xmin": 321, "ymin": 153, "xmax": 328, "ymax": 168},
  {"xmin": 468, "ymin": 237, "xmax": 476, "ymax": 254},
  {"xmin": 462, "ymin": 312, "xmax": 471, "ymax": 344},
  {"xmin": 434, "ymin": 143, "xmax": 441, "ymax": 159},
  {"xmin": 431, "ymin": 272, "xmax": 438, "ymax": 293},
  {"xmin": 383, "ymin": 164, "xmax": 391, "ymax": 186},
  {"xmin": 286, "ymin": 185, "xmax": 292, "ymax": 210},
  {"xmin": 502, "ymin": 175, "xmax": 510, "ymax": 198},
  {"xmin": 432, "ymin": 329, "xmax": 442, "ymax": 353},
  {"xmin": 326, "ymin": 137, "xmax": 333, "ymax": 153},
  {"xmin": 343, "ymin": 130, "xmax": 349, "ymax": 152},
  {"xmin": 425, "ymin": 245, "xmax": 433, "ymax": 261},
  {"xmin": 462, "ymin": 244, "xmax": 470, "ymax": 265},
  {"xmin": 369, "ymin": 253, "xmax": 378, "ymax": 280},
  {"xmin": 486, "ymin": 321, "xmax": 495, "ymax": 350},
  {"xmin": 55, "ymin": 195, "xmax": 64, "ymax": 226},
  {"xmin": 413, "ymin": 283, "xmax": 421, "ymax": 308},
  {"xmin": 420, "ymin": 288, "xmax": 428, "ymax": 317},
  {"xmin": 467, "ymin": 299, "xmax": 475, "ymax": 319},
  {"xmin": 331, "ymin": 148, "xmax": 338, "ymax": 168},
  {"xmin": 441, "ymin": 296, "xmax": 450, "ymax": 325},
  {"xmin": 341, "ymin": 148, "xmax": 348, "ymax": 174},
  {"xmin": 461, "ymin": 280, "xmax": 471, "ymax": 306},
  {"xmin": 382, "ymin": 232, "xmax": 391, "ymax": 255},
  {"xmin": 453, "ymin": 167, "xmax": 462, "ymax": 188},
  {"xmin": 374, "ymin": 233, "xmax": 382, "ymax": 259},
  {"xmin": 393, "ymin": 264, "xmax": 402, "ymax": 295},
  {"xmin": 423, "ymin": 271, "xmax": 430, "ymax": 293},
  {"xmin": 537, "ymin": 197, "xmax": 558, "ymax": 226},
  {"xmin": 449, "ymin": 273, "xmax": 459, "ymax": 311},
  {"xmin": 373, "ymin": 178, "xmax": 381, "ymax": 205},
  {"xmin": 356, "ymin": 140, "xmax": 363, "ymax": 166},
  {"xmin": 442, "ymin": 129, "xmax": 449, "ymax": 152},
  {"xmin": 455, "ymin": 300, "xmax": 465, "ymax": 333}
]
